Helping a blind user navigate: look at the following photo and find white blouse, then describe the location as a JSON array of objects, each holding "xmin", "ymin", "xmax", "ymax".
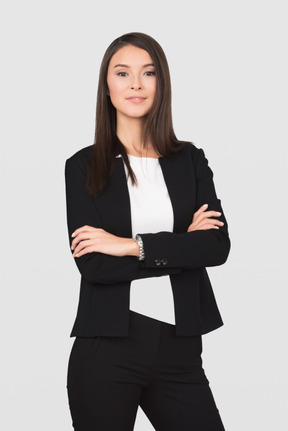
[{"xmin": 120, "ymin": 153, "xmax": 176, "ymax": 325}]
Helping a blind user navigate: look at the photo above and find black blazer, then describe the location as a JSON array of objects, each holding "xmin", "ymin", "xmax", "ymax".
[{"xmin": 65, "ymin": 142, "xmax": 231, "ymax": 337}]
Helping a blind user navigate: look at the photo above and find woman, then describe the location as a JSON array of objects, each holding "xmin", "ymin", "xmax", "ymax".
[{"xmin": 65, "ymin": 32, "xmax": 231, "ymax": 431}]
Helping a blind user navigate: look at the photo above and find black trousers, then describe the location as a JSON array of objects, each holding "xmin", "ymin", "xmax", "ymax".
[{"xmin": 67, "ymin": 311, "xmax": 225, "ymax": 431}]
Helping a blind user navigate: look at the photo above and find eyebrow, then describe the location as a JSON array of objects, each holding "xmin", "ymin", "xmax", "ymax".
[{"xmin": 113, "ymin": 63, "xmax": 155, "ymax": 68}]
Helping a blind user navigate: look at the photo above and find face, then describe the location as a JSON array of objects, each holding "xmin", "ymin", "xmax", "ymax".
[{"xmin": 106, "ymin": 45, "xmax": 156, "ymax": 121}]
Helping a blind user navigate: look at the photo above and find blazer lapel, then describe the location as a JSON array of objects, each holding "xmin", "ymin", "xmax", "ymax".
[
  {"xmin": 93, "ymin": 157, "xmax": 132, "ymax": 237},
  {"xmin": 159, "ymin": 152, "xmax": 196, "ymax": 233}
]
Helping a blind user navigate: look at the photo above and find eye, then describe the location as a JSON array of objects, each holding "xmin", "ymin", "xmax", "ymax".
[
  {"xmin": 144, "ymin": 71, "xmax": 155, "ymax": 76},
  {"xmin": 117, "ymin": 72, "xmax": 128, "ymax": 77}
]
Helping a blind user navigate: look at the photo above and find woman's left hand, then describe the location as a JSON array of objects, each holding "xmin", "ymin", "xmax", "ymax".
[{"xmin": 71, "ymin": 225, "xmax": 139, "ymax": 258}]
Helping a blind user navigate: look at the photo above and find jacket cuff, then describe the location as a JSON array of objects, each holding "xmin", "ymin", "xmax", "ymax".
[{"xmin": 137, "ymin": 232, "xmax": 171, "ymax": 268}]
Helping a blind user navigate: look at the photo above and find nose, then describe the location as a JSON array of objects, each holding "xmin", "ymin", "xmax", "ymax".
[
  {"xmin": 131, "ymin": 76, "xmax": 142, "ymax": 90},
  {"xmin": 131, "ymin": 83, "xmax": 142, "ymax": 90}
]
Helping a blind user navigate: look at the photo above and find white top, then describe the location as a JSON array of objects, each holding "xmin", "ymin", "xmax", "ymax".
[{"xmin": 120, "ymin": 153, "xmax": 176, "ymax": 325}]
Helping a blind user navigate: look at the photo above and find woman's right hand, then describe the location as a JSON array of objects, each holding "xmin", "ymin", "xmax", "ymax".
[{"xmin": 187, "ymin": 204, "xmax": 224, "ymax": 232}]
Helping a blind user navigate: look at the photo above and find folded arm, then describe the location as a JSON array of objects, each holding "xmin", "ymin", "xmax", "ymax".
[
  {"xmin": 65, "ymin": 157, "xmax": 181, "ymax": 284},
  {"xmin": 138, "ymin": 148, "xmax": 231, "ymax": 269}
]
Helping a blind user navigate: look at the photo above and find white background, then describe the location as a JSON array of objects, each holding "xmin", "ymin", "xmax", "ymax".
[{"xmin": 1, "ymin": 1, "xmax": 287, "ymax": 429}]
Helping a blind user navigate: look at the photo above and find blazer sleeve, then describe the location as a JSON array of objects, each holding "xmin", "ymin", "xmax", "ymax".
[
  {"xmin": 138, "ymin": 147, "xmax": 231, "ymax": 269},
  {"xmin": 65, "ymin": 157, "xmax": 181, "ymax": 284}
]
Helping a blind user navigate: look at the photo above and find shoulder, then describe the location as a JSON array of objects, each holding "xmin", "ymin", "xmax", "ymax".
[
  {"xmin": 171, "ymin": 140, "xmax": 207, "ymax": 163},
  {"xmin": 172, "ymin": 141, "xmax": 213, "ymax": 180},
  {"xmin": 65, "ymin": 145, "xmax": 93, "ymax": 172},
  {"xmin": 66, "ymin": 145, "xmax": 93, "ymax": 164}
]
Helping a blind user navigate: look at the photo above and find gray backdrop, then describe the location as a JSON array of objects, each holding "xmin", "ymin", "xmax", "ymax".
[{"xmin": 1, "ymin": 0, "xmax": 287, "ymax": 429}]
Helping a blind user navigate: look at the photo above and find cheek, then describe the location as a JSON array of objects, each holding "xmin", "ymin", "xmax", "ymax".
[
  {"xmin": 148, "ymin": 80, "xmax": 157, "ymax": 100},
  {"xmin": 107, "ymin": 77, "xmax": 124, "ymax": 100},
  {"xmin": 108, "ymin": 84, "xmax": 127, "ymax": 110}
]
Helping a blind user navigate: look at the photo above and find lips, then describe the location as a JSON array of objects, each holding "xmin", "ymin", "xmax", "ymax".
[{"xmin": 127, "ymin": 97, "xmax": 146, "ymax": 103}]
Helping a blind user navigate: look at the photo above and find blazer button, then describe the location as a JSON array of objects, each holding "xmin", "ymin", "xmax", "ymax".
[
  {"xmin": 154, "ymin": 259, "xmax": 162, "ymax": 266},
  {"xmin": 161, "ymin": 258, "xmax": 168, "ymax": 265}
]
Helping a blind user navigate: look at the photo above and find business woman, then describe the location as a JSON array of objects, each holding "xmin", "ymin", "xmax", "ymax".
[{"xmin": 65, "ymin": 32, "xmax": 231, "ymax": 431}]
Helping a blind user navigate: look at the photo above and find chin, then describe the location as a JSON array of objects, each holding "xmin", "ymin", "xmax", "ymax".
[
  {"xmin": 116, "ymin": 105, "xmax": 152, "ymax": 121},
  {"xmin": 122, "ymin": 109, "xmax": 151, "ymax": 119}
]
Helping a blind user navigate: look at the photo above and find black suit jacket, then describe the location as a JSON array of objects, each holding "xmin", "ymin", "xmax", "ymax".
[{"xmin": 65, "ymin": 142, "xmax": 231, "ymax": 337}]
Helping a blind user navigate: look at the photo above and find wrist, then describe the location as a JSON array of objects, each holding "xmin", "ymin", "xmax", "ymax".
[
  {"xmin": 134, "ymin": 234, "xmax": 145, "ymax": 261},
  {"xmin": 126, "ymin": 238, "xmax": 140, "ymax": 257}
]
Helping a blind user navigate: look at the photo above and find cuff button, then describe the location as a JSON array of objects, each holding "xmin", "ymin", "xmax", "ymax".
[
  {"xmin": 161, "ymin": 258, "xmax": 168, "ymax": 265},
  {"xmin": 154, "ymin": 259, "xmax": 162, "ymax": 266}
]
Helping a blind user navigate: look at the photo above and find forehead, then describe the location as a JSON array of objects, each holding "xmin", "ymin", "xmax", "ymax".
[{"xmin": 109, "ymin": 45, "xmax": 153, "ymax": 68}]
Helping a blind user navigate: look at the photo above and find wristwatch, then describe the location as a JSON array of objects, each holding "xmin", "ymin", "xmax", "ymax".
[{"xmin": 135, "ymin": 234, "xmax": 145, "ymax": 261}]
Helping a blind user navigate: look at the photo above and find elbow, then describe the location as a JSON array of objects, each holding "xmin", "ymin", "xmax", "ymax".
[
  {"xmin": 76, "ymin": 264, "xmax": 100, "ymax": 285},
  {"xmin": 75, "ymin": 254, "xmax": 113, "ymax": 285},
  {"xmin": 199, "ymin": 230, "xmax": 231, "ymax": 267},
  {"xmin": 77, "ymin": 267, "xmax": 116, "ymax": 285},
  {"xmin": 216, "ymin": 236, "xmax": 231, "ymax": 266}
]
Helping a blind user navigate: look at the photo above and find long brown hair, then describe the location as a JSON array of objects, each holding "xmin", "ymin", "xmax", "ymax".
[{"xmin": 87, "ymin": 32, "xmax": 185, "ymax": 196}]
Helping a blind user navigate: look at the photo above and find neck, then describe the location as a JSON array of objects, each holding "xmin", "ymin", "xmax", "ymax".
[{"xmin": 116, "ymin": 113, "xmax": 155, "ymax": 156}]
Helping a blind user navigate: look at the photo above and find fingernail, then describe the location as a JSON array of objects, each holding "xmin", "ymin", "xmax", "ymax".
[
  {"xmin": 203, "ymin": 204, "xmax": 208, "ymax": 207},
  {"xmin": 71, "ymin": 232, "xmax": 75, "ymax": 237},
  {"xmin": 216, "ymin": 212, "xmax": 221, "ymax": 215}
]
